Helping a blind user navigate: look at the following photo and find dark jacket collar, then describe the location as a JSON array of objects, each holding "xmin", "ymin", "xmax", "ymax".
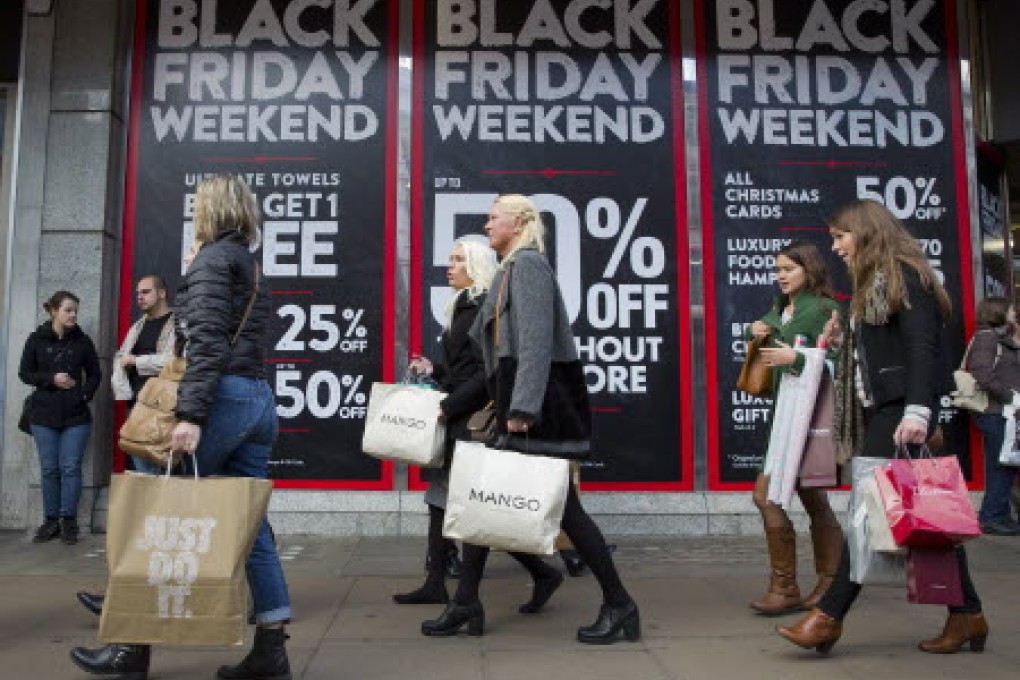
[{"xmin": 36, "ymin": 322, "xmax": 84, "ymax": 341}]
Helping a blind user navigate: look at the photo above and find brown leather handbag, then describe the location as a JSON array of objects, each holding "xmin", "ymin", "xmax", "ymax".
[{"xmin": 736, "ymin": 335, "xmax": 773, "ymax": 397}]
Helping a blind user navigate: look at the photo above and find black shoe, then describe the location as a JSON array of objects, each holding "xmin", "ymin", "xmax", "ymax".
[
  {"xmin": 519, "ymin": 569, "xmax": 564, "ymax": 614},
  {"xmin": 559, "ymin": 549, "xmax": 587, "ymax": 577},
  {"xmin": 394, "ymin": 580, "xmax": 449, "ymax": 605},
  {"xmin": 217, "ymin": 626, "xmax": 291, "ymax": 680},
  {"xmin": 577, "ymin": 600, "xmax": 641, "ymax": 645},
  {"xmin": 61, "ymin": 517, "xmax": 79, "ymax": 545},
  {"xmin": 70, "ymin": 643, "xmax": 150, "ymax": 679},
  {"xmin": 33, "ymin": 518, "xmax": 61, "ymax": 543},
  {"xmin": 77, "ymin": 591, "xmax": 105, "ymax": 616},
  {"xmin": 421, "ymin": 600, "xmax": 485, "ymax": 637},
  {"xmin": 981, "ymin": 520, "xmax": 1020, "ymax": 536}
]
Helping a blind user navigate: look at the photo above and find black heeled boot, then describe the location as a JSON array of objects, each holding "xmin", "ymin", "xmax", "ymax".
[
  {"xmin": 559, "ymin": 549, "xmax": 587, "ymax": 577},
  {"xmin": 518, "ymin": 564, "xmax": 564, "ymax": 614},
  {"xmin": 77, "ymin": 590, "xmax": 105, "ymax": 616},
  {"xmin": 70, "ymin": 643, "xmax": 150, "ymax": 679},
  {"xmin": 444, "ymin": 542, "xmax": 463, "ymax": 578},
  {"xmin": 577, "ymin": 601, "xmax": 641, "ymax": 644},
  {"xmin": 217, "ymin": 626, "xmax": 291, "ymax": 680},
  {"xmin": 421, "ymin": 600, "xmax": 485, "ymax": 637}
]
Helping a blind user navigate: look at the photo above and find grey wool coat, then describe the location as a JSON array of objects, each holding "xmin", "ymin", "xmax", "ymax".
[{"xmin": 470, "ymin": 246, "xmax": 592, "ymax": 458}]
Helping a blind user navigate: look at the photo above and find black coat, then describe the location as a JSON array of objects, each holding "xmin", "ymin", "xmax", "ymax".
[
  {"xmin": 19, "ymin": 323, "xmax": 101, "ymax": 429},
  {"xmin": 175, "ymin": 231, "xmax": 269, "ymax": 425}
]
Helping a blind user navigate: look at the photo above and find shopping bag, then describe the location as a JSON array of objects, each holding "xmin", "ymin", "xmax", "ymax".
[
  {"xmin": 848, "ymin": 457, "xmax": 907, "ymax": 586},
  {"xmin": 443, "ymin": 441, "xmax": 570, "ymax": 555},
  {"xmin": 999, "ymin": 407, "xmax": 1020, "ymax": 466},
  {"xmin": 860, "ymin": 475, "xmax": 903, "ymax": 553},
  {"xmin": 875, "ymin": 449, "xmax": 981, "ymax": 547},
  {"xmin": 798, "ymin": 370, "xmax": 838, "ymax": 488},
  {"xmin": 361, "ymin": 382, "xmax": 447, "ymax": 467},
  {"xmin": 906, "ymin": 546, "xmax": 964, "ymax": 606},
  {"xmin": 99, "ymin": 469, "xmax": 272, "ymax": 646}
]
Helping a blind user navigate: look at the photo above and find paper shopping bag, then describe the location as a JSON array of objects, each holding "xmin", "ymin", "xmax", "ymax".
[
  {"xmin": 999, "ymin": 407, "xmax": 1020, "ymax": 466},
  {"xmin": 99, "ymin": 471, "xmax": 272, "ymax": 646},
  {"xmin": 848, "ymin": 457, "xmax": 907, "ymax": 586},
  {"xmin": 798, "ymin": 370, "xmax": 838, "ymax": 488},
  {"xmin": 444, "ymin": 441, "xmax": 570, "ymax": 555},
  {"xmin": 906, "ymin": 546, "xmax": 964, "ymax": 606},
  {"xmin": 362, "ymin": 383, "xmax": 447, "ymax": 467}
]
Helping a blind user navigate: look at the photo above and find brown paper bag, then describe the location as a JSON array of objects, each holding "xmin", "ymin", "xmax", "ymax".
[{"xmin": 99, "ymin": 471, "xmax": 272, "ymax": 646}]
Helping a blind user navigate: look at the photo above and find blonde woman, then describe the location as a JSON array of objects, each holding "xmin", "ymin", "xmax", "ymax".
[
  {"xmin": 778, "ymin": 199, "xmax": 987, "ymax": 655},
  {"xmin": 422, "ymin": 195, "xmax": 639, "ymax": 644},
  {"xmin": 72, "ymin": 175, "xmax": 292, "ymax": 679}
]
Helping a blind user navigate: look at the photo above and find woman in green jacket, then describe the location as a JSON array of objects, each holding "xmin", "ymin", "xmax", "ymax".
[{"xmin": 747, "ymin": 241, "xmax": 843, "ymax": 615}]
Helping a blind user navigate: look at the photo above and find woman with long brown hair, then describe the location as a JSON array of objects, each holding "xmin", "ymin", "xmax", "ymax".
[
  {"xmin": 746, "ymin": 242, "xmax": 843, "ymax": 615},
  {"xmin": 777, "ymin": 199, "xmax": 987, "ymax": 655}
]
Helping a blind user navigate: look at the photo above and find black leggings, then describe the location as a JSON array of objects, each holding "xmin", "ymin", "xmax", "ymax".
[{"xmin": 454, "ymin": 483, "xmax": 631, "ymax": 608}]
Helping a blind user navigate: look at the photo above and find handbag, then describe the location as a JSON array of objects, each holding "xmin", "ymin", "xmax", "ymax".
[
  {"xmin": 119, "ymin": 264, "xmax": 260, "ymax": 466},
  {"xmin": 465, "ymin": 266, "xmax": 512, "ymax": 442},
  {"xmin": 797, "ymin": 369, "xmax": 838, "ymax": 488},
  {"xmin": 950, "ymin": 332, "xmax": 999, "ymax": 413},
  {"xmin": 736, "ymin": 335, "xmax": 772, "ymax": 397}
]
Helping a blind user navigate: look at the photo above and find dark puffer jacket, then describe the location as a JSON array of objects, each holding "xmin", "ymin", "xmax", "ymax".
[
  {"xmin": 175, "ymin": 230, "xmax": 268, "ymax": 425},
  {"xmin": 19, "ymin": 323, "xmax": 101, "ymax": 429}
]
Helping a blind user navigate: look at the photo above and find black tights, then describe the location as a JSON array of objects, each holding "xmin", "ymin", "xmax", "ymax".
[
  {"xmin": 818, "ymin": 540, "xmax": 982, "ymax": 620},
  {"xmin": 454, "ymin": 483, "xmax": 630, "ymax": 607}
]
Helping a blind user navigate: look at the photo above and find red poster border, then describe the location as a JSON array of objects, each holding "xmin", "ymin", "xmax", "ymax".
[
  {"xmin": 695, "ymin": 0, "xmax": 980, "ymax": 491},
  {"xmin": 408, "ymin": 1, "xmax": 693, "ymax": 492},
  {"xmin": 118, "ymin": 0, "xmax": 397, "ymax": 490}
]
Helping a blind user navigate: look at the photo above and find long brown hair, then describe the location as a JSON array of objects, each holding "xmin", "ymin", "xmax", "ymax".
[
  {"xmin": 829, "ymin": 199, "xmax": 952, "ymax": 319},
  {"xmin": 776, "ymin": 241, "xmax": 834, "ymax": 299}
]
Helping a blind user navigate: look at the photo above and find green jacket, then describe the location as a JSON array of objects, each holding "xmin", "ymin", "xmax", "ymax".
[{"xmin": 749, "ymin": 290, "xmax": 840, "ymax": 393}]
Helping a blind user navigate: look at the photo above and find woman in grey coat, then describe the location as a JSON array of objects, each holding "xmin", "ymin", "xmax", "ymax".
[{"xmin": 421, "ymin": 194, "xmax": 639, "ymax": 644}]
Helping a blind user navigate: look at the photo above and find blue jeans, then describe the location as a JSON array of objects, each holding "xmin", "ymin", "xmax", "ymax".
[
  {"xmin": 975, "ymin": 412, "xmax": 1016, "ymax": 524},
  {"xmin": 130, "ymin": 455, "xmax": 164, "ymax": 475},
  {"xmin": 30, "ymin": 422, "xmax": 91, "ymax": 518},
  {"xmin": 192, "ymin": 376, "xmax": 290, "ymax": 624}
]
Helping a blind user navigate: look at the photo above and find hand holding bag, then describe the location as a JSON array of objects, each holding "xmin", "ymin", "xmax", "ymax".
[{"xmin": 736, "ymin": 335, "xmax": 772, "ymax": 397}]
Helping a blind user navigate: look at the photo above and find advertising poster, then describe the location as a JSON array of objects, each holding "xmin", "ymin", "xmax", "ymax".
[
  {"xmin": 411, "ymin": 0, "xmax": 691, "ymax": 489},
  {"xmin": 976, "ymin": 139, "xmax": 1010, "ymax": 298},
  {"xmin": 121, "ymin": 0, "xmax": 398, "ymax": 488},
  {"xmin": 696, "ymin": 0, "xmax": 976, "ymax": 488}
]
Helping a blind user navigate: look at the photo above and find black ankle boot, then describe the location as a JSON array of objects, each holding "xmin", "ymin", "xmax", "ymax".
[
  {"xmin": 577, "ymin": 600, "xmax": 641, "ymax": 644},
  {"xmin": 519, "ymin": 567, "xmax": 564, "ymax": 614},
  {"xmin": 217, "ymin": 626, "xmax": 291, "ymax": 680},
  {"xmin": 70, "ymin": 643, "xmax": 150, "ymax": 679},
  {"xmin": 77, "ymin": 591, "xmax": 105, "ymax": 616},
  {"xmin": 421, "ymin": 600, "xmax": 485, "ymax": 637},
  {"xmin": 33, "ymin": 517, "xmax": 60, "ymax": 543},
  {"xmin": 394, "ymin": 577, "xmax": 449, "ymax": 605},
  {"xmin": 61, "ymin": 517, "xmax": 80, "ymax": 545}
]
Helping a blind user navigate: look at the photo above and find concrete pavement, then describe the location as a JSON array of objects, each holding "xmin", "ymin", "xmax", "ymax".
[{"xmin": 1, "ymin": 530, "xmax": 1019, "ymax": 679}]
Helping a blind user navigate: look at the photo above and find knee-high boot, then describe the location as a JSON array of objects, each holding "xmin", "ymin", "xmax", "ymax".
[
  {"xmin": 750, "ymin": 526, "xmax": 802, "ymax": 615},
  {"xmin": 801, "ymin": 522, "xmax": 843, "ymax": 610}
]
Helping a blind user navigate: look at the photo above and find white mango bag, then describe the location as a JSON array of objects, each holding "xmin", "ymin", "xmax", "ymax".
[
  {"xmin": 362, "ymin": 382, "xmax": 447, "ymax": 467},
  {"xmin": 999, "ymin": 406, "xmax": 1020, "ymax": 466},
  {"xmin": 443, "ymin": 441, "xmax": 570, "ymax": 555}
]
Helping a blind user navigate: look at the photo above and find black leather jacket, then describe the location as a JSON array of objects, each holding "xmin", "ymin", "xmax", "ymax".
[{"xmin": 175, "ymin": 231, "xmax": 268, "ymax": 425}]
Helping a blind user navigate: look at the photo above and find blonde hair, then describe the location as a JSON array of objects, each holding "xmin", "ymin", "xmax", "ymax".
[
  {"xmin": 443, "ymin": 238, "xmax": 497, "ymax": 328},
  {"xmin": 494, "ymin": 194, "xmax": 545, "ymax": 262},
  {"xmin": 829, "ymin": 199, "xmax": 951, "ymax": 319},
  {"xmin": 194, "ymin": 174, "xmax": 260, "ymax": 245}
]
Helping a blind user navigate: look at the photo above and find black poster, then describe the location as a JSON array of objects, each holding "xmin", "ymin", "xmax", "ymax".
[
  {"xmin": 123, "ymin": 0, "xmax": 397, "ymax": 488},
  {"xmin": 411, "ymin": 0, "xmax": 691, "ymax": 489},
  {"xmin": 976, "ymin": 140, "xmax": 1010, "ymax": 298},
  {"xmin": 696, "ymin": 0, "xmax": 975, "ymax": 487}
]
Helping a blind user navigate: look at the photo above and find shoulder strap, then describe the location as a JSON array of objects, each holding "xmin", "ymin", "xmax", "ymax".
[
  {"xmin": 231, "ymin": 262, "xmax": 260, "ymax": 347},
  {"xmin": 960, "ymin": 329, "xmax": 1001, "ymax": 370}
]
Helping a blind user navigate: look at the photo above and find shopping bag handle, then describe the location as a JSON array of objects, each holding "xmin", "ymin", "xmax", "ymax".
[
  {"xmin": 163, "ymin": 455, "xmax": 200, "ymax": 481},
  {"xmin": 893, "ymin": 443, "xmax": 933, "ymax": 460}
]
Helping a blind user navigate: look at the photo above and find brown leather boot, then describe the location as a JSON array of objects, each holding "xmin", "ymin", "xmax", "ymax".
[
  {"xmin": 750, "ymin": 527, "xmax": 802, "ymax": 615},
  {"xmin": 776, "ymin": 608, "xmax": 842, "ymax": 653},
  {"xmin": 801, "ymin": 523, "xmax": 843, "ymax": 610},
  {"xmin": 918, "ymin": 613, "xmax": 988, "ymax": 654}
]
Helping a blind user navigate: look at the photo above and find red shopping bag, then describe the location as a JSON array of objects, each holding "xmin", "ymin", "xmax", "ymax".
[
  {"xmin": 874, "ymin": 451, "xmax": 981, "ymax": 547},
  {"xmin": 906, "ymin": 546, "xmax": 963, "ymax": 606}
]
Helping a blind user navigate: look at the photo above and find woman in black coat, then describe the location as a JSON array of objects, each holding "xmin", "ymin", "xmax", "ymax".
[
  {"xmin": 396, "ymin": 238, "xmax": 562, "ymax": 611},
  {"xmin": 778, "ymin": 199, "xmax": 987, "ymax": 655},
  {"xmin": 19, "ymin": 290, "xmax": 101, "ymax": 545}
]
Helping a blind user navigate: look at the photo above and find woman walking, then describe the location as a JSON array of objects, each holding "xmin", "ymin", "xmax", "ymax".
[
  {"xmin": 395, "ymin": 238, "xmax": 563, "ymax": 610},
  {"xmin": 72, "ymin": 174, "xmax": 293, "ymax": 679},
  {"xmin": 777, "ymin": 199, "xmax": 987, "ymax": 654},
  {"xmin": 747, "ymin": 242, "xmax": 843, "ymax": 614},
  {"xmin": 421, "ymin": 194, "xmax": 639, "ymax": 644},
  {"xmin": 966, "ymin": 297, "xmax": 1020, "ymax": 535},
  {"xmin": 19, "ymin": 290, "xmax": 101, "ymax": 546}
]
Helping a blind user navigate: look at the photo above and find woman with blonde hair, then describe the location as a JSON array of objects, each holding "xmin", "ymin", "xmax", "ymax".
[
  {"xmin": 73, "ymin": 174, "xmax": 293, "ymax": 680},
  {"xmin": 421, "ymin": 194, "xmax": 639, "ymax": 644},
  {"xmin": 397, "ymin": 237, "xmax": 564, "ymax": 611},
  {"xmin": 777, "ymin": 199, "xmax": 987, "ymax": 655}
]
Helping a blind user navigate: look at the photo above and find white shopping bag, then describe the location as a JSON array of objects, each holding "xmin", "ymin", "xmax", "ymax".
[
  {"xmin": 361, "ymin": 383, "xmax": 447, "ymax": 467},
  {"xmin": 765, "ymin": 348, "xmax": 827, "ymax": 508},
  {"xmin": 999, "ymin": 407, "xmax": 1020, "ymax": 466},
  {"xmin": 848, "ymin": 457, "xmax": 907, "ymax": 586},
  {"xmin": 443, "ymin": 441, "xmax": 570, "ymax": 555}
]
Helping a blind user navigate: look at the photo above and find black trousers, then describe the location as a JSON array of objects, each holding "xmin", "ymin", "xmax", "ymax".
[{"xmin": 818, "ymin": 403, "xmax": 982, "ymax": 619}]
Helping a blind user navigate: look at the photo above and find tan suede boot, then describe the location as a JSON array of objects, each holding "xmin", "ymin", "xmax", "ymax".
[
  {"xmin": 750, "ymin": 526, "xmax": 802, "ymax": 615},
  {"xmin": 918, "ymin": 613, "xmax": 988, "ymax": 654},
  {"xmin": 801, "ymin": 522, "xmax": 843, "ymax": 610}
]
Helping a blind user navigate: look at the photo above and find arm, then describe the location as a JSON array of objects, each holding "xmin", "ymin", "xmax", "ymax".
[
  {"xmin": 968, "ymin": 331, "xmax": 1012, "ymax": 403},
  {"xmin": 441, "ymin": 336, "xmax": 488, "ymax": 420},
  {"xmin": 18, "ymin": 334, "xmax": 53, "ymax": 388},
  {"xmin": 508, "ymin": 255, "xmax": 555, "ymax": 423},
  {"xmin": 81, "ymin": 337, "xmax": 102, "ymax": 401},
  {"xmin": 894, "ymin": 268, "xmax": 939, "ymax": 443}
]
